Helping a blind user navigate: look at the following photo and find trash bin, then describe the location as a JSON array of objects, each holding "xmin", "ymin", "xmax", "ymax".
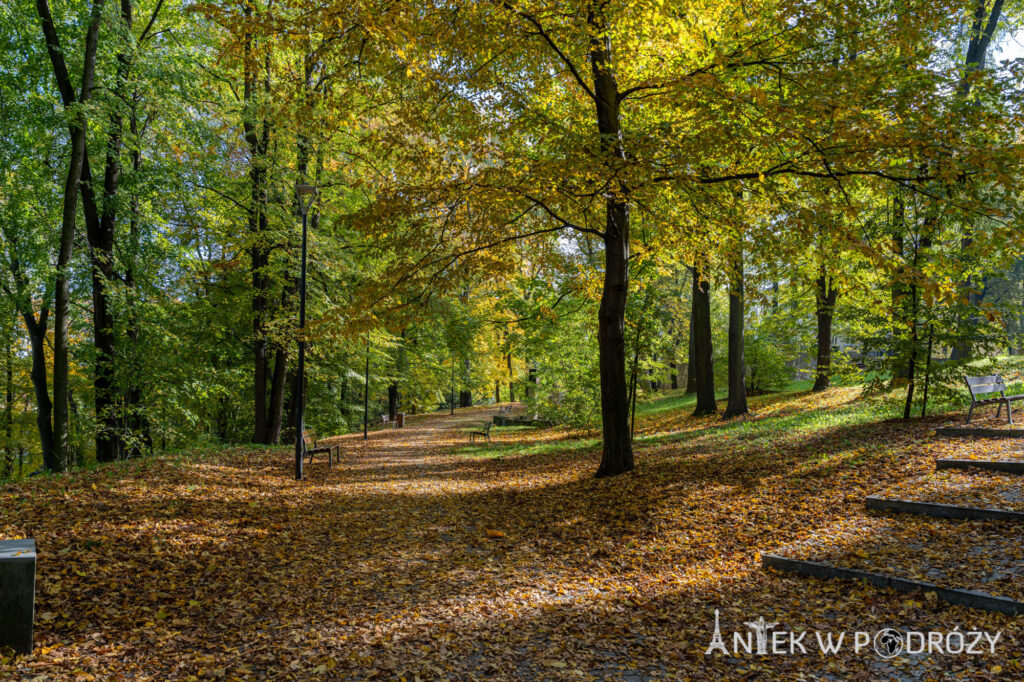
[
  {"xmin": 396, "ymin": 412, "xmax": 405, "ymax": 428},
  {"xmin": 0, "ymin": 538, "xmax": 35, "ymax": 654}
]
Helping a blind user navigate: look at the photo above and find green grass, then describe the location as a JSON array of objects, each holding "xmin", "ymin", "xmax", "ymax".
[
  {"xmin": 458, "ymin": 380, "xmax": 905, "ymax": 462},
  {"xmin": 456, "ymin": 425, "xmax": 600, "ymax": 459},
  {"xmin": 636, "ymin": 395, "xmax": 894, "ymax": 454},
  {"xmin": 634, "ymin": 378, "xmax": 816, "ymax": 418}
]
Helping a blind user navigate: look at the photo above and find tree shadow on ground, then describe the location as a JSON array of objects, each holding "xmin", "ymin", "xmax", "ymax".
[{"xmin": 2, "ymin": 397, "xmax": 1013, "ymax": 679}]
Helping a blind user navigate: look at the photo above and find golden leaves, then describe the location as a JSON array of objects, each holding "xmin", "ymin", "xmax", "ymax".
[{"xmin": 1, "ymin": 395, "xmax": 1020, "ymax": 678}]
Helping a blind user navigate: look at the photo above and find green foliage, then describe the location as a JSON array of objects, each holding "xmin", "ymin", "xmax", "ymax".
[
  {"xmin": 1, "ymin": 0, "xmax": 1024, "ymax": 474},
  {"xmin": 744, "ymin": 334, "xmax": 794, "ymax": 395}
]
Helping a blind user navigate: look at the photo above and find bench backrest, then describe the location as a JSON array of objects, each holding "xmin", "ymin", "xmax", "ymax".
[
  {"xmin": 381, "ymin": 413, "xmax": 389, "ymax": 423},
  {"xmin": 302, "ymin": 429, "xmax": 317, "ymax": 445},
  {"xmin": 965, "ymin": 375, "xmax": 1006, "ymax": 397}
]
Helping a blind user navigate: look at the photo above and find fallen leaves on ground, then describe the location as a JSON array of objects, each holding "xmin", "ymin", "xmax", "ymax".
[
  {"xmin": 782, "ymin": 515, "xmax": 1024, "ymax": 602},
  {"xmin": 0, "ymin": 390, "xmax": 1020, "ymax": 679},
  {"xmin": 877, "ymin": 470, "xmax": 1024, "ymax": 512}
]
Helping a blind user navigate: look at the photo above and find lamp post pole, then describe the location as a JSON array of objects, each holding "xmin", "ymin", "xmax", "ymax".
[
  {"xmin": 294, "ymin": 185, "xmax": 317, "ymax": 481},
  {"xmin": 363, "ymin": 337, "xmax": 369, "ymax": 441}
]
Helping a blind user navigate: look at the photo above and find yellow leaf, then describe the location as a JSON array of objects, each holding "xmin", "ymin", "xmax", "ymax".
[{"xmin": 485, "ymin": 529, "xmax": 506, "ymax": 538}]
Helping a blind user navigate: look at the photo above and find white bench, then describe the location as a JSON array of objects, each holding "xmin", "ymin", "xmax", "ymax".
[{"xmin": 965, "ymin": 375, "xmax": 1024, "ymax": 424}]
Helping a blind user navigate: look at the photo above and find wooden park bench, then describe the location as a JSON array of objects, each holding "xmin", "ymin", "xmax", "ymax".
[
  {"xmin": 381, "ymin": 413, "xmax": 397, "ymax": 430},
  {"xmin": 468, "ymin": 421, "xmax": 492, "ymax": 444},
  {"xmin": 302, "ymin": 429, "xmax": 339, "ymax": 467},
  {"xmin": 964, "ymin": 375, "xmax": 1024, "ymax": 424}
]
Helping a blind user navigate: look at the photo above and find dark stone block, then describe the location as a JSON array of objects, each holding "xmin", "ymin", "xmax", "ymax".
[{"xmin": 0, "ymin": 539, "xmax": 35, "ymax": 654}]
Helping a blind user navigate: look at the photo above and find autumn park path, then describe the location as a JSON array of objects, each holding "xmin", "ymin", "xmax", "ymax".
[{"xmin": 1, "ymin": 391, "xmax": 1021, "ymax": 679}]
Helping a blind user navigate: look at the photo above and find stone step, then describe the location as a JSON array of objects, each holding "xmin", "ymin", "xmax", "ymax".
[
  {"xmin": 935, "ymin": 427, "xmax": 1024, "ymax": 439},
  {"xmin": 936, "ymin": 458, "xmax": 1024, "ymax": 474},
  {"xmin": 865, "ymin": 495, "xmax": 1024, "ymax": 523},
  {"xmin": 762, "ymin": 553, "xmax": 1024, "ymax": 616}
]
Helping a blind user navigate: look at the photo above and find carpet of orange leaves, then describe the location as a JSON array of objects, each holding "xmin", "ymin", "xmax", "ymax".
[{"xmin": 0, "ymin": 388, "xmax": 1020, "ymax": 680}]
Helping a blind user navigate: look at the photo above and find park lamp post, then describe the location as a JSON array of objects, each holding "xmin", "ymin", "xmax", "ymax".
[{"xmin": 294, "ymin": 184, "xmax": 318, "ymax": 481}]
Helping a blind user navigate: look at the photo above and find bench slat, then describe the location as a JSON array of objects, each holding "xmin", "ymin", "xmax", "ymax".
[
  {"xmin": 969, "ymin": 383, "xmax": 1006, "ymax": 395},
  {"xmin": 965, "ymin": 375, "xmax": 1006, "ymax": 395},
  {"xmin": 966, "ymin": 375, "xmax": 1004, "ymax": 385},
  {"xmin": 964, "ymin": 374, "xmax": 1024, "ymax": 425}
]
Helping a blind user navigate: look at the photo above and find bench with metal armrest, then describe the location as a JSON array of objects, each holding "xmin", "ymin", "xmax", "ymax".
[
  {"xmin": 964, "ymin": 375, "xmax": 1024, "ymax": 424},
  {"xmin": 303, "ymin": 429, "xmax": 339, "ymax": 467},
  {"xmin": 468, "ymin": 421, "xmax": 492, "ymax": 444}
]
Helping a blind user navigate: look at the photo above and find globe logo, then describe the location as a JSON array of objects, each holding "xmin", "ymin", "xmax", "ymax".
[{"xmin": 874, "ymin": 628, "xmax": 904, "ymax": 658}]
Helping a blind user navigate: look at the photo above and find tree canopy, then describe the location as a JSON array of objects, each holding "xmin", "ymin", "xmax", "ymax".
[{"xmin": 0, "ymin": 0, "xmax": 1022, "ymax": 479}]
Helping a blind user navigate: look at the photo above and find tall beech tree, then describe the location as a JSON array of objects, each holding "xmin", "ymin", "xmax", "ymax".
[
  {"xmin": 690, "ymin": 261, "xmax": 717, "ymax": 415},
  {"xmin": 0, "ymin": 0, "xmax": 1020, "ymax": 479},
  {"xmin": 812, "ymin": 270, "xmax": 840, "ymax": 392},
  {"xmin": 723, "ymin": 243, "xmax": 748, "ymax": 418},
  {"xmin": 79, "ymin": 0, "xmax": 167, "ymax": 461},
  {"xmin": 35, "ymin": 0, "xmax": 104, "ymax": 471},
  {"xmin": 322, "ymin": 0, "xmax": 1024, "ymax": 477}
]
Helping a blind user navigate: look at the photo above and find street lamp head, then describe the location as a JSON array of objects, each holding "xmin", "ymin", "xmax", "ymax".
[{"xmin": 296, "ymin": 184, "xmax": 318, "ymax": 216}]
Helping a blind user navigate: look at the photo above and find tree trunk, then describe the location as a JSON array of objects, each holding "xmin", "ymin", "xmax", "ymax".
[
  {"xmin": 36, "ymin": 0, "xmax": 104, "ymax": 471},
  {"xmin": 691, "ymin": 261, "xmax": 716, "ymax": 415},
  {"xmin": 949, "ymin": 0, "xmax": 1001, "ymax": 359},
  {"xmin": 23, "ymin": 312, "xmax": 55, "ymax": 471},
  {"xmin": 81, "ymin": 0, "xmax": 134, "ymax": 463},
  {"xmin": 812, "ymin": 272, "xmax": 839, "ymax": 392},
  {"xmin": 506, "ymin": 352, "xmax": 514, "ymax": 401},
  {"xmin": 903, "ymin": 285, "xmax": 919, "ymax": 420},
  {"xmin": 123, "ymin": 102, "xmax": 149, "ymax": 457},
  {"xmin": 588, "ymin": 6, "xmax": 633, "ymax": 477},
  {"xmin": 245, "ymin": 13, "xmax": 273, "ymax": 444},
  {"xmin": 460, "ymin": 357, "xmax": 472, "ymax": 407},
  {"xmin": 389, "ymin": 383, "xmax": 400, "ymax": 418},
  {"xmin": 684, "ymin": 314, "xmax": 697, "ymax": 394},
  {"xmin": 2, "ymin": 311, "xmax": 14, "ymax": 479},
  {"xmin": 52, "ymin": 166, "xmax": 81, "ymax": 462},
  {"xmin": 363, "ymin": 339, "xmax": 370, "ymax": 439},
  {"xmin": 890, "ymin": 198, "xmax": 910, "ymax": 379},
  {"xmin": 723, "ymin": 248, "xmax": 747, "ymax": 418},
  {"xmin": 267, "ymin": 346, "xmax": 288, "ymax": 443},
  {"xmin": 670, "ymin": 360, "xmax": 679, "ymax": 390},
  {"xmin": 921, "ymin": 323, "xmax": 935, "ymax": 417},
  {"xmin": 87, "ymin": 163, "xmax": 122, "ymax": 462},
  {"xmin": 902, "ymin": 234, "xmax": 931, "ymax": 418},
  {"xmin": 595, "ymin": 200, "xmax": 633, "ymax": 476},
  {"xmin": 684, "ymin": 267, "xmax": 698, "ymax": 395},
  {"xmin": 265, "ymin": 276, "xmax": 293, "ymax": 445}
]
